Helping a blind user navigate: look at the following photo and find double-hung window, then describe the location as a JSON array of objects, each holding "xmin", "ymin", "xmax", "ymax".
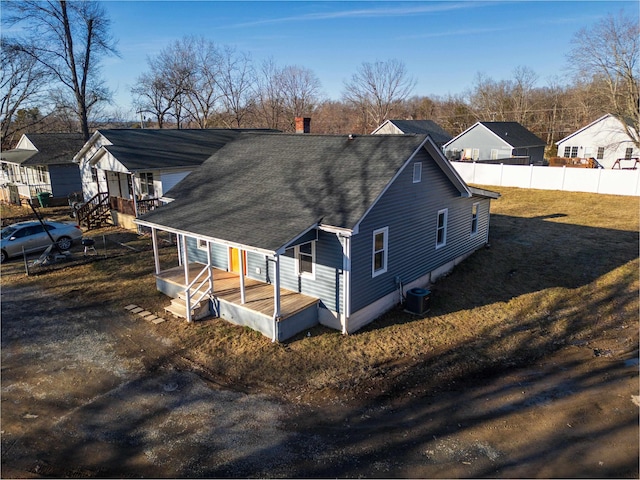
[
  {"xmin": 436, "ymin": 209, "xmax": 448, "ymax": 248},
  {"xmin": 471, "ymin": 203, "xmax": 479, "ymax": 235},
  {"xmin": 372, "ymin": 227, "xmax": 388, "ymax": 277},
  {"xmin": 597, "ymin": 147, "xmax": 604, "ymax": 160},
  {"xmin": 296, "ymin": 241, "xmax": 315, "ymax": 277}
]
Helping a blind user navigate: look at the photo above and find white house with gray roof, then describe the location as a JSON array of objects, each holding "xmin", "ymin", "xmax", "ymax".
[
  {"xmin": 73, "ymin": 128, "xmax": 276, "ymax": 229},
  {"xmin": 136, "ymin": 132, "xmax": 499, "ymax": 342},
  {"xmin": 1, "ymin": 133, "xmax": 85, "ymax": 206},
  {"xmin": 556, "ymin": 114, "xmax": 639, "ymax": 169}
]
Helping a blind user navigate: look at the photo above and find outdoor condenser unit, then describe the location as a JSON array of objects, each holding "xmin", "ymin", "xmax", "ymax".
[{"xmin": 404, "ymin": 288, "xmax": 431, "ymax": 315}]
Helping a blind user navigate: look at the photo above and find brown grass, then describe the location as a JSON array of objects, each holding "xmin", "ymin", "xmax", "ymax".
[{"xmin": 1, "ymin": 187, "xmax": 638, "ymax": 405}]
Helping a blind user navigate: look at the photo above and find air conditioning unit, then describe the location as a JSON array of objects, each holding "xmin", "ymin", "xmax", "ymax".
[{"xmin": 405, "ymin": 288, "xmax": 431, "ymax": 315}]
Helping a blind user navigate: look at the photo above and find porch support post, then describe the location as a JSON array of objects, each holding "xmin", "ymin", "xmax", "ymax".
[
  {"xmin": 181, "ymin": 234, "xmax": 189, "ymax": 285},
  {"xmin": 206, "ymin": 240, "xmax": 213, "ymax": 294},
  {"xmin": 151, "ymin": 227, "xmax": 160, "ymax": 275},
  {"xmin": 131, "ymin": 173, "xmax": 139, "ymax": 217},
  {"xmin": 272, "ymin": 253, "xmax": 281, "ymax": 342},
  {"xmin": 339, "ymin": 234, "xmax": 351, "ymax": 334},
  {"xmin": 239, "ymin": 248, "xmax": 246, "ymax": 304}
]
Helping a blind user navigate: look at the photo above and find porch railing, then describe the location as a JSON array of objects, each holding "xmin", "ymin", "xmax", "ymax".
[
  {"xmin": 109, "ymin": 196, "xmax": 161, "ymax": 216},
  {"xmin": 76, "ymin": 192, "xmax": 111, "ymax": 229},
  {"xmin": 184, "ymin": 264, "xmax": 214, "ymax": 321}
]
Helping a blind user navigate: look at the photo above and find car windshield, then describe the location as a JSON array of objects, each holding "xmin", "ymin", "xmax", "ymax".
[{"xmin": 1, "ymin": 226, "xmax": 18, "ymax": 239}]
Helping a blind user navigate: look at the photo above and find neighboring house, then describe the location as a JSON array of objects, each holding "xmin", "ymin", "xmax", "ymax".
[
  {"xmin": 372, "ymin": 119, "xmax": 453, "ymax": 147},
  {"xmin": 136, "ymin": 132, "xmax": 499, "ymax": 342},
  {"xmin": 0, "ymin": 133, "xmax": 85, "ymax": 206},
  {"xmin": 556, "ymin": 114, "xmax": 639, "ymax": 169},
  {"xmin": 73, "ymin": 128, "xmax": 277, "ymax": 230},
  {"xmin": 443, "ymin": 122, "xmax": 546, "ymax": 165}
]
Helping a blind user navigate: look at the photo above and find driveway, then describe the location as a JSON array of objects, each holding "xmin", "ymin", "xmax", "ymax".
[{"xmin": 2, "ymin": 281, "xmax": 638, "ymax": 478}]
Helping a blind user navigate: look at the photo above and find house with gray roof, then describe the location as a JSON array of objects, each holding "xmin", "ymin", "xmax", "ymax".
[
  {"xmin": 556, "ymin": 114, "xmax": 639, "ymax": 169},
  {"xmin": 443, "ymin": 121, "xmax": 546, "ymax": 165},
  {"xmin": 372, "ymin": 119, "xmax": 453, "ymax": 147},
  {"xmin": 73, "ymin": 128, "xmax": 277, "ymax": 229},
  {"xmin": 0, "ymin": 133, "xmax": 85, "ymax": 206},
  {"xmin": 136, "ymin": 132, "xmax": 499, "ymax": 342}
]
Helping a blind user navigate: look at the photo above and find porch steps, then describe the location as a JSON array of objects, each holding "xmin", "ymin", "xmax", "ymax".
[{"xmin": 164, "ymin": 296, "xmax": 211, "ymax": 321}]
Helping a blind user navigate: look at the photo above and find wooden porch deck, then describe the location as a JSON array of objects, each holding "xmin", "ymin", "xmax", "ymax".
[{"xmin": 156, "ymin": 263, "xmax": 319, "ymax": 320}]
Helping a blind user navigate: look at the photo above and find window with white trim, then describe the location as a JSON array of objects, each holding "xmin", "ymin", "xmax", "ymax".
[
  {"xmin": 597, "ymin": 147, "xmax": 604, "ymax": 160},
  {"xmin": 436, "ymin": 209, "xmax": 448, "ymax": 248},
  {"xmin": 471, "ymin": 203, "xmax": 479, "ymax": 235},
  {"xmin": 197, "ymin": 238, "xmax": 208, "ymax": 251},
  {"xmin": 563, "ymin": 146, "xmax": 571, "ymax": 157},
  {"xmin": 571, "ymin": 146, "xmax": 578, "ymax": 157},
  {"xmin": 296, "ymin": 241, "xmax": 315, "ymax": 277},
  {"xmin": 139, "ymin": 172, "xmax": 154, "ymax": 197},
  {"xmin": 413, "ymin": 162, "xmax": 422, "ymax": 183},
  {"xmin": 372, "ymin": 227, "xmax": 388, "ymax": 277}
]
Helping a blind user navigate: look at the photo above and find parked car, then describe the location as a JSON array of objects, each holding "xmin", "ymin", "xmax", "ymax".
[{"xmin": 0, "ymin": 220, "xmax": 83, "ymax": 262}]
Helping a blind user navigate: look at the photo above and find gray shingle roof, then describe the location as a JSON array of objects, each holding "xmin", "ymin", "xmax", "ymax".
[
  {"xmin": 95, "ymin": 128, "xmax": 278, "ymax": 171},
  {"xmin": 138, "ymin": 133, "xmax": 431, "ymax": 252},
  {"xmin": 1, "ymin": 133, "xmax": 85, "ymax": 166},
  {"xmin": 386, "ymin": 120, "xmax": 452, "ymax": 144},
  {"xmin": 480, "ymin": 122, "xmax": 545, "ymax": 148}
]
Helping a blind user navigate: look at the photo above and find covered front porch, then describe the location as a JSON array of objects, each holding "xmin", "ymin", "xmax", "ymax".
[{"xmin": 156, "ymin": 263, "xmax": 320, "ymax": 342}]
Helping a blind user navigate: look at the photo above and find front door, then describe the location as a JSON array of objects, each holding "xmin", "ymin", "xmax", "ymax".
[{"xmin": 229, "ymin": 247, "xmax": 247, "ymax": 275}]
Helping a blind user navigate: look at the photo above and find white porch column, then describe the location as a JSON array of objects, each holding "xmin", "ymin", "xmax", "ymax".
[
  {"xmin": 151, "ymin": 227, "xmax": 160, "ymax": 274},
  {"xmin": 206, "ymin": 240, "xmax": 213, "ymax": 294},
  {"xmin": 272, "ymin": 253, "xmax": 281, "ymax": 342},
  {"xmin": 239, "ymin": 248, "xmax": 246, "ymax": 304},
  {"xmin": 339, "ymin": 234, "xmax": 351, "ymax": 335},
  {"xmin": 181, "ymin": 234, "xmax": 189, "ymax": 285}
]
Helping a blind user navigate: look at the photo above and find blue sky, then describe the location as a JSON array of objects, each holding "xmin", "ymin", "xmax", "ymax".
[{"xmin": 100, "ymin": 0, "xmax": 638, "ymax": 116}]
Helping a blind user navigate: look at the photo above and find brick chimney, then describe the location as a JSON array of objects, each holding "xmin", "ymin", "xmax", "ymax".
[{"xmin": 295, "ymin": 117, "xmax": 311, "ymax": 134}]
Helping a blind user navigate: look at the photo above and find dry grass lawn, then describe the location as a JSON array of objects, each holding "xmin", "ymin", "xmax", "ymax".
[{"xmin": 1, "ymin": 187, "xmax": 638, "ymax": 405}]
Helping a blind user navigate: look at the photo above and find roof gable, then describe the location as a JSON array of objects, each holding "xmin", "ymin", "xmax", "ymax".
[
  {"xmin": 555, "ymin": 113, "xmax": 636, "ymax": 145},
  {"xmin": 445, "ymin": 121, "xmax": 545, "ymax": 149},
  {"xmin": 75, "ymin": 128, "xmax": 278, "ymax": 171},
  {"xmin": 2, "ymin": 133, "xmax": 85, "ymax": 166},
  {"xmin": 138, "ymin": 133, "xmax": 473, "ymax": 253},
  {"xmin": 372, "ymin": 119, "xmax": 452, "ymax": 145}
]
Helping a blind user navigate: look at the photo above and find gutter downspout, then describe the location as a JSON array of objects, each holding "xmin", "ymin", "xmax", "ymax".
[{"xmin": 272, "ymin": 253, "xmax": 281, "ymax": 342}]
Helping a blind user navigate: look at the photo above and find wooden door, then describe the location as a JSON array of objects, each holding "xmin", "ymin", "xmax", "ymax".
[{"xmin": 229, "ymin": 247, "xmax": 247, "ymax": 275}]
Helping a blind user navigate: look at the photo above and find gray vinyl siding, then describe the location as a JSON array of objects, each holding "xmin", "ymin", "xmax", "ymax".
[
  {"xmin": 271, "ymin": 230, "xmax": 343, "ymax": 312},
  {"xmin": 185, "ymin": 237, "xmax": 271, "ymax": 282},
  {"xmin": 48, "ymin": 164, "xmax": 82, "ymax": 198},
  {"xmin": 350, "ymin": 149, "xmax": 491, "ymax": 313},
  {"xmin": 445, "ymin": 125, "xmax": 511, "ymax": 160}
]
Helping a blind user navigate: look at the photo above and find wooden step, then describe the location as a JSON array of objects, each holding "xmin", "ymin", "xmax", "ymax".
[{"xmin": 164, "ymin": 297, "xmax": 211, "ymax": 320}]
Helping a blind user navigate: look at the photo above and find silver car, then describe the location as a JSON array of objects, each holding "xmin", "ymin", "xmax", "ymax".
[{"xmin": 1, "ymin": 220, "xmax": 83, "ymax": 262}]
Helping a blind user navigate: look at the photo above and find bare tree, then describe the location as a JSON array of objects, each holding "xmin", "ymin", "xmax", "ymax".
[
  {"xmin": 1, "ymin": 38, "xmax": 50, "ymax": 148},
  {"xmin": 253, "ymin": 58, "xmax": 287, "ymax": 130},
  {"xmin": 3, "ymin": 0, "xmax": 118, "ymax": 140},
  {"xmin": 568, "ymin": 11, "xmax": 640, "ymax": 146},
  {"xmin": 217, "ymin": 46, "xmax": 256, "ymax": 128},
  {"xmin": 342, "ymin": 59, "xmax": 416, "ymax": 132},
  {"xmin": 132, "ymin": 71, "xmax": 175, "ymax": 129},
  {"xmin": 279, "ymin": 65, "xmax": 322, "ymax": 125}
]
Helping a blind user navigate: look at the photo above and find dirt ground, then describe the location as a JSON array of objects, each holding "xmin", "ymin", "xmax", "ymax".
[{"xmin": 1, "ymin": 262, "xmax": 638, "ymax": 478}]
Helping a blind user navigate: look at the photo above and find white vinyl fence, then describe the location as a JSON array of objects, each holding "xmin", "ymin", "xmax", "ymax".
[{"xmin": 453, "ymin": 162, "xmax": 640, "ymax": 196}]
